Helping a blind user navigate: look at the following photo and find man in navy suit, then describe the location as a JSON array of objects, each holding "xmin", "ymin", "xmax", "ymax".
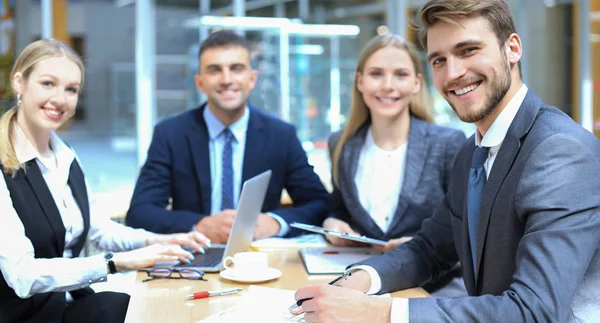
[
  {"xmin": 126, "ymin": 31, "xmax": 329, "ymax": 243},
  {"xmin": 291, "ymin": 0, "xmax": 600, "ymax": 322}
]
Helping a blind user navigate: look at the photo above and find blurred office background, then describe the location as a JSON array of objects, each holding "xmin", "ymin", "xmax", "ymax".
[{"xmin": 0, "ymin": 0, "xmax": 598, "ymax": 210}]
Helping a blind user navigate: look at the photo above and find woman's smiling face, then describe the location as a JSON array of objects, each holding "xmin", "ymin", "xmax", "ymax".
[
  {"xmin": 357, "ymin": 46, "xmax": 421, "ymax": 122},
  {"xmin": 13, "ymin": 56, "xmax": 82, "ymax": 133}
]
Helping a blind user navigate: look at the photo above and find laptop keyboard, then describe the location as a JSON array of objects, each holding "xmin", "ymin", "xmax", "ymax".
[{"xmin": 179, "ymin": 247, "xmax": 225, "ymax": 268}]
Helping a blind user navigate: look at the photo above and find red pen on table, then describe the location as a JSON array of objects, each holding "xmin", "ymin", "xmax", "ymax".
[{"xmin": 185, "ymin": 287, "xmax": 243, "ymax": 300}]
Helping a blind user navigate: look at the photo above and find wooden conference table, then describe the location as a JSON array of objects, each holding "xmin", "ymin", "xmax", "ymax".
[{"xmin": 124, "ymin": 250, "xmax": 430, "ymax": 322}]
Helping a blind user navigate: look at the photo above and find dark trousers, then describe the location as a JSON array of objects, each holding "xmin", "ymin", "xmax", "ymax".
[{"xmin": 62, "ymin": 292, "xmax": 130, "ymax": 323}]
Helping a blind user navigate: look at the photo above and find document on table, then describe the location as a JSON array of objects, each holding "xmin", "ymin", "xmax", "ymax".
[
  {"xmin": 251, "ymin": 234, "xmax": 328, "ymax": 251},
  {"xmin": 197, "ymin": 285, "xmax": 306, "ymax": 323},
  {"xmin": 299, "ymin": 247, "xmax": 384, "ymax": 274}
]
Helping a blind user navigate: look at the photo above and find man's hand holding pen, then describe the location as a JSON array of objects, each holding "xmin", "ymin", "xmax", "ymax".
[
  {"xmin": 290, "ymin": 270, "xmax": 392, "ymax": 323},
  {"xmin": 333, "ymin": 270, "xmax": 372, "ymax": 292}
]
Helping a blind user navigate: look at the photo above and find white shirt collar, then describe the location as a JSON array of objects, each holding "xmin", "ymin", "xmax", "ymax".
[
  {"xmin": 14, "ymin": 125, "xmax": 75, "ymax": 171},
  {"xmin": 364, "ymin": 126, "xmax": 406, "ymax": 156},
  {"xmin": 203, "ymin": 106, "xmax": 250, "ymax": 142},
  {"xmin": 476, "ymin": 84, "xmax": 528, "ymax": 148}
]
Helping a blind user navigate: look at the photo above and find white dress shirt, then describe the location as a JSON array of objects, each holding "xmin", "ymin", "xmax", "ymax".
[
  {"xmin": 0, "ymin": 126, "xmax": 153, "ymax": 299},
  {"xmin": 353, "ymin": 84, "xmax": 529, "ymax": 323},
  {"xmin": 203, "ymin": 106, "xmax": 289, "ymax": 236},
  {"xmin": 354, "ymin": 127, "xmax": 407, "ymax": 233}
]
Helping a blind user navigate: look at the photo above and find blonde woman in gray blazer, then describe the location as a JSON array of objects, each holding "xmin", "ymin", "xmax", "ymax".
[
  {"xmin": 326, "ymin": 34, "xmax": 465, "ymax": 250},
  {"xmin": 324, "ymin": 33, "xmax": 466, "ymax": 296}
]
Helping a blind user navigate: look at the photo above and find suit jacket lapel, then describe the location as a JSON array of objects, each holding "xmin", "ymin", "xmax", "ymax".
[
  {"xmin": 387, "ymin": 116, "xmax": 430, "ymax": 236},
  {"xmin": 241, "ymin": 107, "xmax": 266, "ymax": 185},
  {"xmin": 340, "ymin": 124, "xmax": 385, "ymax": 236},
  {"xmin": 474, "ymin": 90, "xmax": 542, "ymax": 277},
  {"xmin": 25, "ymin": 161, "xmax": 66, "ymax": 253},
  {"xmin": 68, "ymin": 160, "xmax": 90, "ymax": 257},
  {"xmin": 342, "ymin": 125, "xmax": 366, "ymax": 199},
  {"xmin": 187, "ymin": 104, "xmax": 212, "ymax": 213}
]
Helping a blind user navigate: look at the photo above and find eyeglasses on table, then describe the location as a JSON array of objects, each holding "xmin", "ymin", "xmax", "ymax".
[{"xmin": 142, "ymin": 268, "xmax": 207, "ymax": 283}]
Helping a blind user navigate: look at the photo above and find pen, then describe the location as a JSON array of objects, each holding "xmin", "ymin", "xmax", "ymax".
[
  {"xmin": 185, "ymin": 287, "xmax": 243, "ymax": 300},
  {"xmin": 288, "ymin": 272, "xmax": 352, "ymax": 311}
]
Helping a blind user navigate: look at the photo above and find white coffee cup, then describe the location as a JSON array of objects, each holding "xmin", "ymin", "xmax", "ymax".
[{"xmin": 223, "ymin": 252, "xmax": 269, "ymax": 277}]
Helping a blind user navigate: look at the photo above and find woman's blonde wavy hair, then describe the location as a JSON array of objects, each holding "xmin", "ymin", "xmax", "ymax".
[
  {"xmin": 0, "ymin": 38, "xmax": 84, "ymax": 176},
  {"xmin": 331, "ymin": 34, "xmax": 434, "ymax": 186}
]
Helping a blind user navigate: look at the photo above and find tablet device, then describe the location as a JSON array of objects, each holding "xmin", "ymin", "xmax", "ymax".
[{"xmin": 290, "ymin": 222, "xmax": 387, "ymax": 246}]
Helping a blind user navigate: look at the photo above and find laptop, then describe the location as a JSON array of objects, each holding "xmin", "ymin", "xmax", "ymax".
[{"xmin": 173, "ymin": 169, "xmax": 272, "ymax": 272}]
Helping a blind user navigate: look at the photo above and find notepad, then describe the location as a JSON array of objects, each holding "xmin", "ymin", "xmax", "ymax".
[
  {"xmin": 299, "ymin": 247, "xmax": 384, "ymax": 274},
  {"xmin": 197, "ymin": 286, "xmax": 306, "ymax": 323}
]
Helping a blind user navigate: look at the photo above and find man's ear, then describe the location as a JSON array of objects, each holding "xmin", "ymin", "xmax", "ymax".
[
  {"xmin": 506, "ymin": 33, "xmax": 522, "ymax": 65},
  {"xmin": 248, "ymin": 69, "xmax": 258, "ymax": 91},
  {"xmin": 194, "ymin": 73, "xmax": 204, "ymax": 93}
]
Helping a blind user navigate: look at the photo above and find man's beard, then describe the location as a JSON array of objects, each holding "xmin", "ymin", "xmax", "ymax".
[{"xmin": 451, "ymin": 59, "xmax": 512, "ymax": 123}]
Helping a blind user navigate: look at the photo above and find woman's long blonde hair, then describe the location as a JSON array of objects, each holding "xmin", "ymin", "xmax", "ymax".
[
  {"xmin": 0, "ymin": 38, "xmax": 84, "ymax": 176},
  {"xmin": 331, "ymin": 34, "xmax": 434, "ymax": 185}
]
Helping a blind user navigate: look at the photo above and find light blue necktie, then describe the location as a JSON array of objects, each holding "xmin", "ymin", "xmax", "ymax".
[
  {"xmin": 467, "ymin": 146, "xmax": 489, "ymax": 273},
  {"xmin": 220, "ymin": 128, "xmax": 234, "ymax": 211}
]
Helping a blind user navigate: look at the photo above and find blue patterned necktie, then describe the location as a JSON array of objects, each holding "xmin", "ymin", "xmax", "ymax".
[
  {"xmin": 220, "ymin": 128, "xmax": 234, "ymax": 211},
  {"xmin": 467, "ymin": 146, "xmax": 490, "ymax": 273}
]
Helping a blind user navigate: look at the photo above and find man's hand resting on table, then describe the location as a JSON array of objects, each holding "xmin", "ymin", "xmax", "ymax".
[
  {"xmin": 194, "ymin": 210, "xmax": 236, "ymax": 243},
  {"xmin": 254, "ymin": 213, "xmax": 281, "ymax": 240},
  {"xmin": 194, "ymin": 210, "xmax": 281, "ymax": 243}
]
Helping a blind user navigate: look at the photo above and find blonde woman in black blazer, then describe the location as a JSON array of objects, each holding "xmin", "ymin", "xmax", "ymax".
[{"xmin": 0, "ymin": 39, "xmax": 211, "ymax": 323}]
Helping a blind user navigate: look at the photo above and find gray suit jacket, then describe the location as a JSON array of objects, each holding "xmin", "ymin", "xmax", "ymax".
[
  {"xmin": 328, "ymin": 115, "xmax": 466, "ymax": 240},
  {"xmin": 360, "ymin": 90, "xmax": 600, "ymax": 322}
]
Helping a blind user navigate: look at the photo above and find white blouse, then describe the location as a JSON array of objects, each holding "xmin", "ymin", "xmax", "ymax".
[
  {"xmin": 0, "ymin": 126, "xmax": 153, "ymax": 299},
  {"xmin": 354, "ymin": 127, "xmax": 407, "ymax": 233}
]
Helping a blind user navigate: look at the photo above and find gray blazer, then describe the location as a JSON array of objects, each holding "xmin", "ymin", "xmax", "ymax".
[
  {"xmin": 360, "ymin": 90, "xmax": 600, "ymax": 322},
  {"xmin": 328, "ymin": 115, "xmax": 466, "ymax": 240}
]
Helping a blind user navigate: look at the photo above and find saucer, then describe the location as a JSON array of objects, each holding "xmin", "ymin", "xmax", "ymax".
[{"xmin": 220, "ymin": 267, "xmax": 282, "ymax": 283}]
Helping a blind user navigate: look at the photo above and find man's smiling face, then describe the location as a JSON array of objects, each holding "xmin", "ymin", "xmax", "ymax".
[{"xmin": 427, "ymin": 16, "xmax": 512, "ymax": 123}]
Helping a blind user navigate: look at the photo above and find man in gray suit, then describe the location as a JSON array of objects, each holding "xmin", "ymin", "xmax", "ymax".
[{"xmin": 291, "ymin": 0, "xmax": 600, "ymax": 322}]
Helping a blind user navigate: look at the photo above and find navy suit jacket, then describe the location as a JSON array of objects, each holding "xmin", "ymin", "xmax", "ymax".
[
  {"xmin": 126, "ymin": 104, "xmax": 329, "ymax": 236},
  {"xmin": 328, "ymin": 116, "xmax": 466, "ymax": 240},
  {"xmin": 360, "ymin": 90, "xmax": 600, "ymax": 322}
]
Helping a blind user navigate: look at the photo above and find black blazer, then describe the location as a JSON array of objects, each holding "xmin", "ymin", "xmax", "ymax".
[
  {"xmin": 329, "ymin": 115, "xmax": 466, "ymax": 240},
  {"xmin": 126, "ymin": 104, "xmax": 329, "ymax": 236},
  {"xmin": 0, "ymin": 161, "xmax": 91, "ymax": 323},
  {"xmin": 361, "ymin": 90, "xmax": 600, "ymax": 322}
]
